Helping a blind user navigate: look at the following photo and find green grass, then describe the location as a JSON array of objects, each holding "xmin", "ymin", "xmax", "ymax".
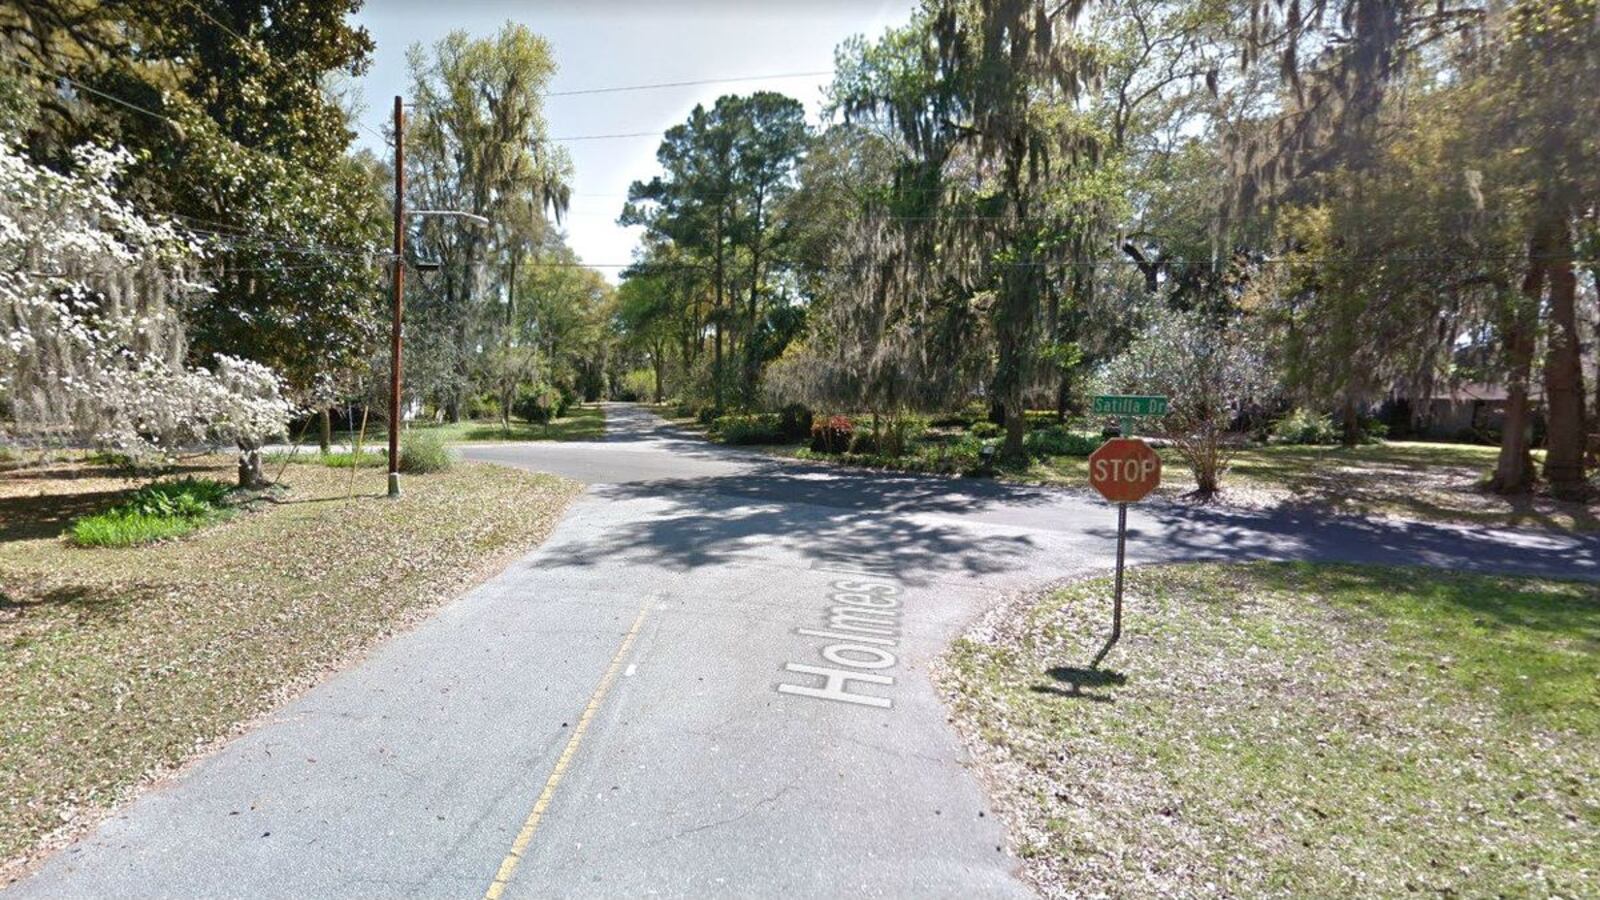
[
  {"xmin": 68, "ymin": 477, "xmax": 232, "ymax": 547},
  {"xmin": 69, "ymin": 509, "xmax": 211, "ymax": 546},
  {"xmin": 431, "ymin": 405, "xmax": 604, "ymax": 442},
  {"xmin": 0, "ymin": 457, "xmax": 580, "ymax": 873},
  {"xmin": 309, "ymin": 405, "xmax": 607, "ymax": 446},
  {"xmin": 942, "ymin": 563, "xmax": 1600, "ymax": 897},
  {"xmin": 264, "ymin": 450, "xmax": 385, "ymax": 469}
]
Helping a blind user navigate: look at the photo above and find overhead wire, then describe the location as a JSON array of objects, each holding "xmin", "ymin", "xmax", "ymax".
[
  {"xmin": 545, "ymin": 70, "xmax": 833, "ymax": 98},
  {"xmin": 16, "ymin": 38, "xmax": 1576, "ymax": 279}
]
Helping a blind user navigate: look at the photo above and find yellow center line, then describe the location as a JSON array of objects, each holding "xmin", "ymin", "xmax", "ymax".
[{"xmin": 483, "ymin": 600, "xmax": 652, "ymax": 900}]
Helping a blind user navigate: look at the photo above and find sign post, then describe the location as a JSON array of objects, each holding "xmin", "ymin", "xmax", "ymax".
[{"xmin": 1086, "ymin": 422, "xmax": 1164, "ymax": 668}]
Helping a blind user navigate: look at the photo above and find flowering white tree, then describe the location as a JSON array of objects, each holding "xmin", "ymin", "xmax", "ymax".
[
  {"xmin": 1100, "ymin": 308, "xmax": 1269, "ymax": 497},
  {"xmin": 0, "ymin": 140, "xmax": 292, "ymax": 486}
]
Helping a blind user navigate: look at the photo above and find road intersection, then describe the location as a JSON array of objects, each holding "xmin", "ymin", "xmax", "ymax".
[{"xmin": 12, "ymin": 404, "xmax": 1596, "ymax": 898}]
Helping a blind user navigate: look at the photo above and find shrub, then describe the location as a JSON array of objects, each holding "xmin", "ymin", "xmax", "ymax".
[
  {"xmin": 883, "ymin": 414, "xmax": 928, "ymax": 456},
  {"xmin": 619, "ymin": 368, "xmax": 655, "ymax": 402},
  {"xmin": 777, "ymin": 404, "xmax": 814, "ymax": 442},
  {"xmin": 712, "ymin": 413, "xmax": 785, "ymax": 445},
  {"xmin": 848, "ymin": 430, "xmax": 879, "ymax": 455},
  {"xmin": 809, "ymin": 415, "xmax": 854, "ymax": 453},
  {"xmin": 929, "ymin": 401, "xmax": 987, "ymax": 429},
  {"xmin": 464, "ymin": 392, "xmax": 501, "ymax": 420},
  {"xmin": 555, "ymin": 384, "xmax": 578, "ymax": 417},
  {"xmin": 696, "ymin": 405, "xmax": 722, "ymax": 426},
  {"xmin": 971, "ymin": 421, "xmax": 1001, "ymax": 439},
  {"xmin": 70, "ymin": 477, "xmax": 231, "ymax": 547},
  {"xmin": 1023, "ymin": 425, "xmax": 1101, "ymax": 458},
  {"xmin": 1271, "ymin": 408, "xmax": 1341, "ymax": 445},
  {"xmin": 512, "ymin": 383, "xmax": 563, "ymax": 424},
  {"xmin": 399, "ymin": 429, "xmax": 452, "ymax": 473}
]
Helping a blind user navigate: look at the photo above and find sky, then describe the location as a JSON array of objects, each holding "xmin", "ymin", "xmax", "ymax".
[{"xmin": 350, "ymin": 0, "xmax": 912, "ymax": 281}]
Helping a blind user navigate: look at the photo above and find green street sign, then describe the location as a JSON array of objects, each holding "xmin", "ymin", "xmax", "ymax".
[{"xmin": 1092, "ymin": 395, "xmax": 1169, "ymax": 417}]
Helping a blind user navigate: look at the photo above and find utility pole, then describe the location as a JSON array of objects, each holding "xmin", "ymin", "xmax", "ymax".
[{"xmin": 388, "ymin": 95, "xmax": 405, "ymax": 498}]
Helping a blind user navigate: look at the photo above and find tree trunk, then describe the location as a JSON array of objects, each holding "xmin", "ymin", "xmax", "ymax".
[
  {"xmin": 1340, "ymin": 395, "xmax": 1360, "ymax": 447},
  {"xmin": 1591, "ymin": 264, "xmax": 1600, "ymax": 425},
  {"xmin": 1003, "ymin": 404, "xmax": 1026, "ymax": 460},
  {"xmin": 994, "ymin": 163, "xmax": 1035, "ymax": 460},
  {"xmin": 237, "ymin": 438, "xmax": 266, "ymax": 489},
  {"xmin": 1490, "ymin": 267, "xmax": 1540, "ymax": 494},
  {"xmin": 713, "ymin": 210, "xmax": 725, "ymax": 412},
  {"xmin": 652, "ymin": 338, "xmax": 666, "ymax": 403},
  {"xmin": 1541, "ymin": 216, "xmax": 1586, "ymax": 498},
  {"xmin": 319, "ymin": 407, "xmax": 332, "ymax": 454},
  {"xmin": 745, "ymin": 189, "xmax": 765, "ymax": 408}
]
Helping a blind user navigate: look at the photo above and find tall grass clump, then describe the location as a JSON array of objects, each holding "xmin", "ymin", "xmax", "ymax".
[{"xmin": 399, "ymin": 429, "xmax": 453, "ymax": 473}]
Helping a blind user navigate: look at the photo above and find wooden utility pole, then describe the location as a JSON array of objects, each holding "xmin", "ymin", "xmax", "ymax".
[{"xmin": 388, "ymin": 95, "xmax": 405, "ymax": 498}]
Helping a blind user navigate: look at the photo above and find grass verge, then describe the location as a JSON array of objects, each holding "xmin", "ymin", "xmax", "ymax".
[
  {"xmin": 0, "ymin": 457, "xmax": 579, "ymax": 874},
  {"xmin": 940, "ymin": 562, "xmax": 1599, "ymax": 897},
  {"xmin": 264, "ymin": 450, "xmax": 384, "ymax": 469}
]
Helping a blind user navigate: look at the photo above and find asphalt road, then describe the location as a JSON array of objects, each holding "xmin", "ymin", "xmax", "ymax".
[{"xmin": 12, "ymin": 404, "xmax": 1598, "ymax": 898}]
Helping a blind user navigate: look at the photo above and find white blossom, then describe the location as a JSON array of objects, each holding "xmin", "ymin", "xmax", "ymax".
[{"xmin": 0, "ymin": 139, "xmax": 291, "ymax": 461}]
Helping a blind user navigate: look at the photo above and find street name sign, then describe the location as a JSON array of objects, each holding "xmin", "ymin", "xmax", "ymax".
[
  {"xmin": 1091, "ymin": 395, "xmax": 1168, "ymax": 417},
  {"xmin": 1088, "ymin": 437, "xmax": 1162, "ymax": 504}
]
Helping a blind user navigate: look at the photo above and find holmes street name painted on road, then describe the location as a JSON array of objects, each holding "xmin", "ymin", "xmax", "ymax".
[
  {"xmin": 1091, "ymin": 394, "xmax": 1168, "ymax": 416},
  {"xmin": 776, "ymin": 577, "xmax": 902, "ymax": 709}
]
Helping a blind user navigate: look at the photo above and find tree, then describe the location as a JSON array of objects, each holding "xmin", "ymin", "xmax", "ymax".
[
  {"xmin": 616, "ymin": 276, "xmax": 676, "ymax": 403},
  {"xmin": 1229, "ymin": 0, "xmax": 1599, "ymax": 496},
  {"xmin": 404, "ymin": 23, "xmax": 572, "ymax": 420},
  {"xmin": 0, "ymin": 138, "xmax": 291, "ymax": 485},
  {"xmin": 1101, "ymin": 307, "xmax": 1267, "ymax": 496},
  {"xmin": 622, "ymin": 92, "xmax": 808, "ymax": 412},
  {"xmin": 834, "ymin": 0, "xmax": 1102, "ymax": 458},
  {"xmin": 729, "ymin": 93, "xmax": 808, "ymax": 400},
  {"xmin": 4, "ymin": 0, "xmax": 386, "ymax": 411},
  {"xmin": 623, "ymin": 100, "xmax": 741, "ymax": 411}
]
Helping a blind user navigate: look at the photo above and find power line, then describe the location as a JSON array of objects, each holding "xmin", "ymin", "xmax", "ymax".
[
  {"xmin": 551, "ymin": 131, "xmax": 662, "ymax": 142},
  {"xmin": 546, "ymin": 70, "xmax": 833, "ymax": 98},
  {"xmin": 12, "ymin": 55, "xmax": 179, "ymax": 126}
]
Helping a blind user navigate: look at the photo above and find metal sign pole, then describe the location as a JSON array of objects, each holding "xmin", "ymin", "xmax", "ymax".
[{"xmin": 1092, "ymin": 502, "xmax": 1127, "ymax": 668}]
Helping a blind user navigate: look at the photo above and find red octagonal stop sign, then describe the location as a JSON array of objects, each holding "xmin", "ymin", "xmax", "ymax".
[{"xmin": 1089, "ymin": 437, "xmax": 1161, "ymax": 503}]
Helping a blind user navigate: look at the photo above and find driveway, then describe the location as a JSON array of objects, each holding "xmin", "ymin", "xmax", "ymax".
[{"xmin": 11, "ymin": 403, "xmax": 1596, "ymax": 898}]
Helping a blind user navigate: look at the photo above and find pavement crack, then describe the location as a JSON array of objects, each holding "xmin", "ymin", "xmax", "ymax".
[{"xmin": 667, "ymin": 783, "xmax": 796, "ymax": 841}]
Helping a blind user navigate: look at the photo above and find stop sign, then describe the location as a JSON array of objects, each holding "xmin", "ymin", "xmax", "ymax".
[{"xmin": 1088, "ymin": 438, "xmax": 1161, "ymax": 503}]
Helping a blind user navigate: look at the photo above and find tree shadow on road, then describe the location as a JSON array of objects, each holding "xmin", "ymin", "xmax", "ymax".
[
  {"xmin": 543, "ymin": 459, "xmax": 1061, "ymax": 583},
  {"xmin": 1117, "ymin": 500, "xmax": 1600, "ymax": 580}
]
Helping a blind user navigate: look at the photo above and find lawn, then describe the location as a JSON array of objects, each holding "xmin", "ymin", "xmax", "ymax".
[
  {"xmin": 940, "ymin": 563, "xmax": 1599, "ymax": 898},
  {"xmin": 1024, "ymin": 440, "xmax": 1599, "ymax": 530},
  {"xmin": 309, "ymin": 405, "xmax": 606, "ymax": 448},
  {"xmin": 0, "ymin": 457, "xmax": 579, "ymax": 875}
]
